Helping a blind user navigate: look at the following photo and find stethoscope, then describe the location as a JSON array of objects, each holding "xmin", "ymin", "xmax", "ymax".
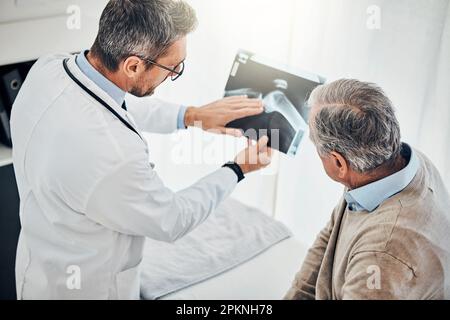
[
  {"xmin": 62, "ymin": 58, "xmax": 156, "ymax": 169},
  {"xmin": 62, "ymin": 58, "xmax": 143, "ymax": 141}
]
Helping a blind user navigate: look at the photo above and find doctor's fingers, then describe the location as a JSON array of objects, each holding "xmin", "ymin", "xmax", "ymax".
[
  {"xmin": 254, "ymin": 142, "xmax": 271, "ymax": 167},
  {"xmin": 255, "ymin": 137, "xmax": 271, "ymax": 166},
  {"xmin": 258, "ymin": 147, "xmax": 273, "ymax": 166},
  {"xmin": 216, "ymin": 96, "xmax": 252, "ymax": 106},
  {"xmin": 216, "ymin": 127, "xmax": 244, "ymax": 137},
  {"xmin": 222, "ymin": 95, "xmax": 248, "ymax": 101},
  {"xmin": 226, "ymin": 99, "xmax": 263, "ymax": 108},
  {"xmin": 240, "ymin": 136, "xmax": 270, "ymax": 163},
  {"xmin": 256, "ymin": 135, "xmax": 269, "ymax": 152},
  {"xmin": 224, "ymin": 107, "xmax": 264, "ymax": 123},
  {"xmin": 258, "ymin": 151, "xmax": 272, "ymax": 167}
]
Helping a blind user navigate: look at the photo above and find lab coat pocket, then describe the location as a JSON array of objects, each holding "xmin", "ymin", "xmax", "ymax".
[{"xmin": 115, "ymin": 263, "xmax": 141, "ymax": 300}]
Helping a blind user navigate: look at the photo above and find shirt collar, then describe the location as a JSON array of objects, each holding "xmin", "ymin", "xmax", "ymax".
[
  {"xmin": 75, "ymin": 50, "xmax": 126, "ymax": 107},
  {"xmin": 344, "ymin": 143, "xmax": 419, "ymax": 213}
]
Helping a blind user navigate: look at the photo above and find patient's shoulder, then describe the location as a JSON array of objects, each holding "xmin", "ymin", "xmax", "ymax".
[
  {"xmin": 348, "ymin": 203, "xmax": 401, "ymax": 254},
  {"xmin": 351, "ymin": 204, "xmax": 449, "ymax": 283}
]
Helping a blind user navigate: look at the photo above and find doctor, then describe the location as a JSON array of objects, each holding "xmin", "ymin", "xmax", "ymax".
[{"xmin": 10, "ymin": 0, "xmax": 271, "ymax": 299}]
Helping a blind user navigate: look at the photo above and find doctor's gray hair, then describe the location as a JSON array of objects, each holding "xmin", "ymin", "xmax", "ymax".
[
  {"xmin": 91, "ymin": 0, "xmax": 197, "ymax": 72},
  {"xmin": 309, "ymin": 79, "xmax": 401, "ymax": 173}
]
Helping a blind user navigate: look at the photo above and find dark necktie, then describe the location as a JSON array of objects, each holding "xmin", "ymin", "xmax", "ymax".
[{"xmin": 121, "ymin": 101, "xmax": 127, "ymax": 111}]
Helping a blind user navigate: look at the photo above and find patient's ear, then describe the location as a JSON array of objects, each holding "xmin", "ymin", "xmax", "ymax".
[{"xmin": 330, "ymin": 151, "xmax": 349, "ymax": 179}]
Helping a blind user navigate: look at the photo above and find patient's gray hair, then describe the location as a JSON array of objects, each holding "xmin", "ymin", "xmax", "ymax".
[
  {"xmin": 91, "ymin": 0, "xmax": 197, "ymax": 71},
  {"xmin": 309, "ymin": 79, "xmax": 401, "ymax": 173}
]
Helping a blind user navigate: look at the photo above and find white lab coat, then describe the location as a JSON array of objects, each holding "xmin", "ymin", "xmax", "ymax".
[{"xmin": 10, "ymin": 53, "xmax": 238, "ymax": 299}]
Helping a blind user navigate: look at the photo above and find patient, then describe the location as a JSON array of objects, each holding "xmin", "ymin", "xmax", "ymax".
[{"xmin": 285, "ymin": 79, "xmax": 450, "ymax": 300}]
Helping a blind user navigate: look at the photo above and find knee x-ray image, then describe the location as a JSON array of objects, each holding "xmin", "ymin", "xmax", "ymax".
[{"xmin": 224, "ymin": 50, "xmax": 325, "ymax": 156}]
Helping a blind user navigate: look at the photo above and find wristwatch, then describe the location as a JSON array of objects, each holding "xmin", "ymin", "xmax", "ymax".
[{"xmin": 222, "ymin": 161, "xmax": 245, "ymax": 183}]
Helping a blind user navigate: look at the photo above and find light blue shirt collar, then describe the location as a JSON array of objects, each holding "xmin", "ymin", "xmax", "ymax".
[
  {"xmin": 75, "ymin": 50, "xmax": 126, "ymax": 107},
  {"xmin": 75, "ymin": 50, "xmax": 187, "ymax": 129},
  {"xmin": 344, "ymin": 143, "xmax": 419, "ymax": 213}
]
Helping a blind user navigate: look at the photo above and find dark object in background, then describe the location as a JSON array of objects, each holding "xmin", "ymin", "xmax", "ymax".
[
  {"xmin": 0, "ymin": 164, "xmax": 21, "ymax": 300},
  {"xmin": 0, "ymin": 60, "xmax": 35, "ymax": 300},
  {"xmin": 0, "ymin": 62, "xmax": 35, "ymax": 148},
  {"xmin": 0, "ymin": 67, "xmax": 24, "ymax": 148},
  {"xmin": 0, "ymin": 97, "xmax": 12, "ymax": 147},
  {"xmin": 0, "ymin": 69, "xmax": 22, "ymax": 147},
  {"xmin": 1, "ymin": 68, "xmax": 23, "ymax": 114}
]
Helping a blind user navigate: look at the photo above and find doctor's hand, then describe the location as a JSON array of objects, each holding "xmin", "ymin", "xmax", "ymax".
[
  {"xmin": 184, "ymin": 96, "xmax": 264, "ymax": 137},
  {"xmin": 234, "ymin": 136, "xmax": 272, "ymax": 174}
]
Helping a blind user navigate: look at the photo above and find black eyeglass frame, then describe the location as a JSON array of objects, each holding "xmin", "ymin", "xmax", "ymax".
[{"xmin": 138, "ymin": 56, "xmax": 185, "ymax": 81}]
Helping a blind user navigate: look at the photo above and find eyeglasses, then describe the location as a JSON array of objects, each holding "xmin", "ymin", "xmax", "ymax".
[{"xmin": 139, "ymin": 56, "xmax": 185, "ymax": 81}]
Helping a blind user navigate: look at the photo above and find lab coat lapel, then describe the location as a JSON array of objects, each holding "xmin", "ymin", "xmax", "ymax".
[{"xmin": 64, "ymin": 56, "xmax": 129, "ymax": 122}]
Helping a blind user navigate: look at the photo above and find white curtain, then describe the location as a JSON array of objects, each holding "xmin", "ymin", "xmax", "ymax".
[
  {"xmin": 148, "ymin": 0, "xmax": 296, "ymax": 216},
  {"xmin": 276, "ymin": 0, "xmax": 450, "ymax": 246},
  {"xmin": 150, "ymin": 0, "xmax": 450, "ymax": 246}
]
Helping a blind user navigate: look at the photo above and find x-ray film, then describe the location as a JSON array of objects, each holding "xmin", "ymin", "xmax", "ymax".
[{"xmin": 224, "ymin": 50, "xmax": 325, "ymax": 156}]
